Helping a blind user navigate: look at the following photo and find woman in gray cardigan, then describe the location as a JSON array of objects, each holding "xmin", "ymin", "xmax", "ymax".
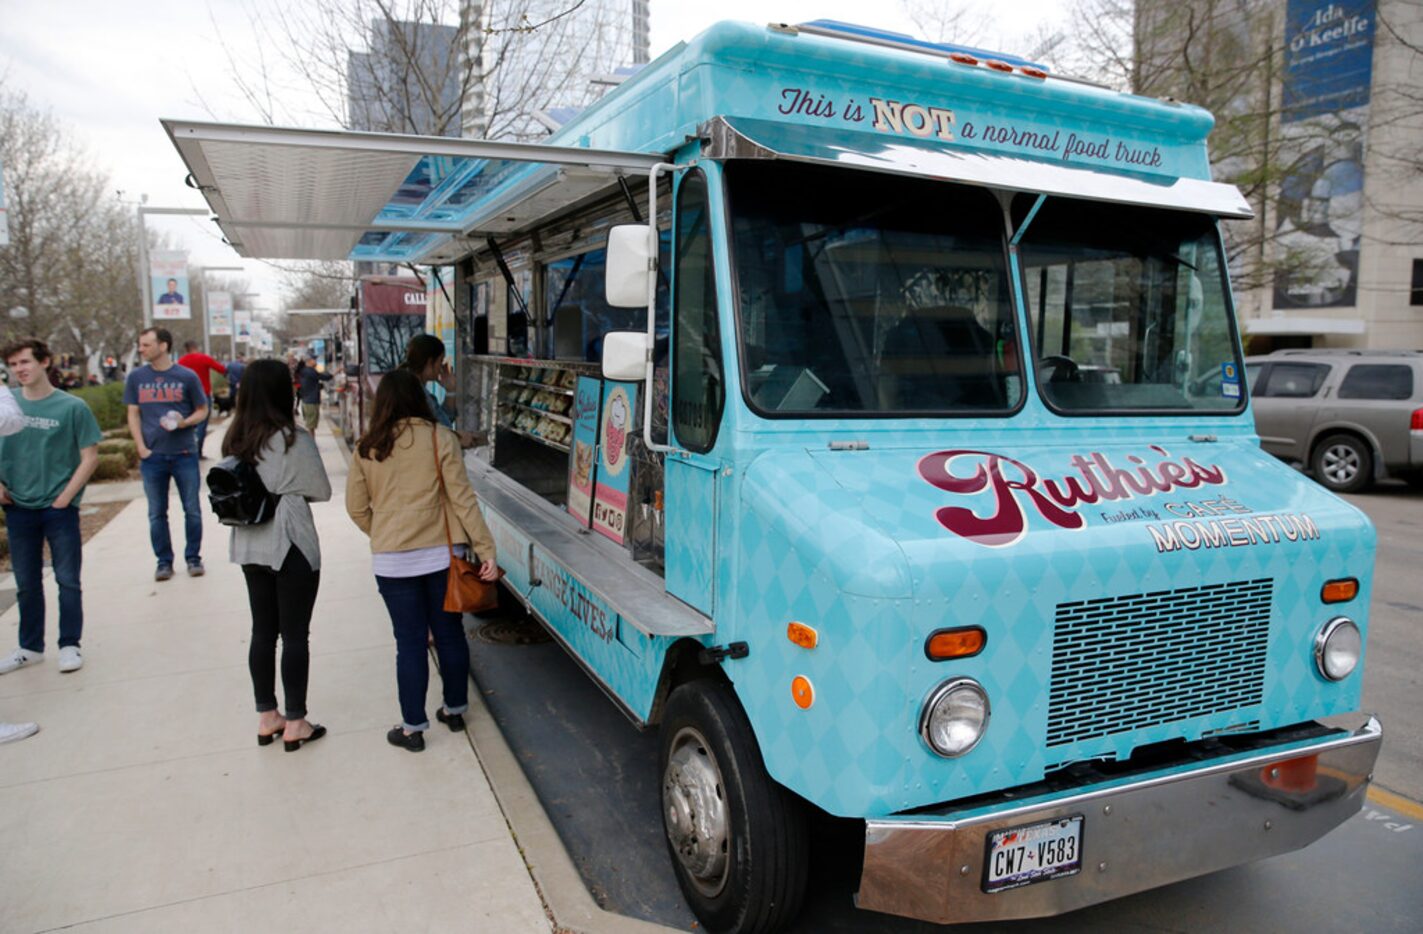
[{"xmin": 223, "ymin": 360, "xmax": 332, "ymax": 751}]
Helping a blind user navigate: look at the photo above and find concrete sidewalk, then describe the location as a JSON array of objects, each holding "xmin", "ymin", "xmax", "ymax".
[{"xmin": 0, "ymin": 426, "xmax": 550, "ymax": 933}]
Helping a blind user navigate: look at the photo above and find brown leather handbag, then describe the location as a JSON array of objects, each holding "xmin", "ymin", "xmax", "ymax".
[{"xmin": 432, "ymin": 426, "xmax": 501, "ymax": 613}]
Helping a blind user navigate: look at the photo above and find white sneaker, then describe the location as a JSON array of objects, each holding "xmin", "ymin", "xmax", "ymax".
[
  {"xmin": 58, "ymin": 646, "xmax": 83, "ymax": 673},
  {"xmin": 0, "ymin": 721, "xmax": 40, "ymax": 744},
  {"xmin": 0, "ymin": 649, "xmax": 42, "ymax": 675}
]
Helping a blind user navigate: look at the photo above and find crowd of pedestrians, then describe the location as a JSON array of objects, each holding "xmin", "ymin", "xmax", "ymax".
[{"xmin": 0, "ymin": 331, "xmax": 498, "ymax": 756}]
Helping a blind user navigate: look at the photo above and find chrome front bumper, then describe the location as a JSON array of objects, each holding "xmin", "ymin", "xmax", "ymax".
[{"xmin": 857, "ymin": 716, "xmax": 1383, "ymax": 924}]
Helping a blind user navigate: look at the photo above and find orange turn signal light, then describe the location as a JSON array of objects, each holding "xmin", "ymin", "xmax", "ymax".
[
  {"xmin": 791, "ymin": 676, "xmax": 815, "ymax": 709},
  {"xmin": 925, "ymin": 627, "xmax": 986, "ymax": 661},
  {"xmin": 1321, "ymin": 578, "xmax": 1359, "ymax": 604},
  {"xmin": 787, "ymin": 622, "xmax": 819, "ymax": 650}
]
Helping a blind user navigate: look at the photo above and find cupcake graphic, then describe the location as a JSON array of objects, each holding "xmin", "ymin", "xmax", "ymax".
[{"xmin": 603, "ymin": 391, "xmax": 630, "ymax": 471}]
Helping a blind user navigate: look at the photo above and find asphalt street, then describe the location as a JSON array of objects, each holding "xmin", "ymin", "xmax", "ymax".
[{"xmin": 1341, "ymin": 479, "xmax": 1423, "ymax": 802}]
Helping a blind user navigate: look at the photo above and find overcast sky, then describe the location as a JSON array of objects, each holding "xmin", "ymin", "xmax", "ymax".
[{"xmin": 0, "ymin": 0, "xmax": 1067, "ymax": 311}]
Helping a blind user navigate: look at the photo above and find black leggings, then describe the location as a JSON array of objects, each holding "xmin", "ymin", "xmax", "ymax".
[{"xmin": 243, "ymin": 547, "xmax": 321, "ymax": 719}]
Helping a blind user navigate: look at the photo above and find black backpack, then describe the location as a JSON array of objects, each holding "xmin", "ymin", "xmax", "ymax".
[{"xmin": 206, "ymin": 457, "xmax": 280, "ymax": 526}]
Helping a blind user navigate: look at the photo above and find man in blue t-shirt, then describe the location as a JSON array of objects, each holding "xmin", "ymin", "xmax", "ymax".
[
  {"xmin": 124, "ymin": 327, "xmax": 208, "ymax": 581},
  {"xmin": 226, "ymin": 355, "xmax": 246, "ymax": 397}
]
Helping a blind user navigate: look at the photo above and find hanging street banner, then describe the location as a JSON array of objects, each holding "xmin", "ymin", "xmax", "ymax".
[
  {"xmin": 150, "ymin": 250, "xmax": 191, "ymax": 320},
  {"xmin": 233, "ymin": 309, "xmax": 253, "ymax": 343},
  {"xmin": 208, "ymin": 291, "xmax": 233, "ymax": 336},
  {"xmin": 1273, "ymin": 0, "xmax": 1374, "ymax": 310},
  {"xmin": 1282, "ymin": 0, "xmax": 1375, "ymax": 120},
  {"xmin": 0, "ymin": 158, "xmax": 9, "ymax": 247}
]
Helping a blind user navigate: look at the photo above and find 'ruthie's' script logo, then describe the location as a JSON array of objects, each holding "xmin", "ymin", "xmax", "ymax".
[{"xmin": 916, "ymin": 447, "xmax": 1227, "ymax": 547}]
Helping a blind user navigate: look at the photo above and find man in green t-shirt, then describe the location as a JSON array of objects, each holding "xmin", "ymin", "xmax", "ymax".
[{"xmin": 0, "ymin": 339, "xmax": 102, "ymax": 676}]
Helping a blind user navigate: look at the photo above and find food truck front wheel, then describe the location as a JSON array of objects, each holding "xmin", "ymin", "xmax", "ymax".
[{"xmin": 660, "ymin": 680, "xmax": 809, "ymax": 934}]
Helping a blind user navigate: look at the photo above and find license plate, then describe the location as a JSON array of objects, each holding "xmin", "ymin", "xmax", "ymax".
[{"xmin": 982, "ymin": 815, "xmax": 1084, "ymax": 894}]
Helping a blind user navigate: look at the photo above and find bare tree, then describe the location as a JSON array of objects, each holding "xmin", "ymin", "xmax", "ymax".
[
  {"xmin": 210, "ymin": 0, "xmax": 641, "ymax": 141},
  {"xmin": 899, "ymin": 0, "xmax": 991, "ymax": 46},
  {"xmin": 272, "ymin": 261, "xmax": 357, "ymax": 348},
  {"xmin": 0, "ymin": 89, "xmax": 145, "ymax": 378}
]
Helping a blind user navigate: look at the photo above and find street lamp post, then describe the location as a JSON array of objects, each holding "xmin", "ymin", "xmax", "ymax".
[{"xmin": 134, "ymin": 205, "xmax": 210, "ymax": 329}]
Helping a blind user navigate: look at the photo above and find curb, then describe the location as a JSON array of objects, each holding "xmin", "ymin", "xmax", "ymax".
[{"xmin": 462, "ymin": 669, "xmax": 682, "ymax": 934}]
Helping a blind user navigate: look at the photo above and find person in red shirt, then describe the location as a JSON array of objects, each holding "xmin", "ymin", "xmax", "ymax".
[{"xmin": 177, "ymin": 341, "xmax": 227, "ymax": 459}]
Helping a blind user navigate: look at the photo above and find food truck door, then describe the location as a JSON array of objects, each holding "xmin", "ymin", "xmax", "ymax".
[{"xmin": 661, "ymin": 169, "xmax": 726, "ymax": 617}]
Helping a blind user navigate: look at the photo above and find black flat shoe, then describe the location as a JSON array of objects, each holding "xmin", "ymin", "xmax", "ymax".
[
  {"xmin": 387, "ymin": 726, "xmax": 425, "ymax": 752},
  {"xmin": 284, "ymin": 724, "xmax": 327, "ymax": 752},
  {"xmin": 435, "ymin": 708, "xmax": 465, "ymax": 732}
]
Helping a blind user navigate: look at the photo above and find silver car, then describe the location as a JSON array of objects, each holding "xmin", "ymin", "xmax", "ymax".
[{"xmin": 1245, "ymin": 349, "xmax": 1423, "ymax": 492}]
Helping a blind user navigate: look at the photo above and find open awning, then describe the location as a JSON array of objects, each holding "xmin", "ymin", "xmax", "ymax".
[
  {"xmin": 701, "ymin": 116, "xmax": 1254, "ymax": 219},
  {"xmin": 162, "ymin": 120, "xmax": 665, "ymax": 264}
]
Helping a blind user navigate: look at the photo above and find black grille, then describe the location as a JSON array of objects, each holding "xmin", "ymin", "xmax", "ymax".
[{"xmin": 1046, "ymin": 579, "xmax": 1272, "ymax": 748}]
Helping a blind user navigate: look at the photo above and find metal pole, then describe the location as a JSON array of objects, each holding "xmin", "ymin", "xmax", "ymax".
[
  {"xmin": 199, "ymin": 273, "xmax": 210, "ymax": 355},
  {"xmin": 136, "ymin": 205, "xmax": 151, "ymax": 329}
]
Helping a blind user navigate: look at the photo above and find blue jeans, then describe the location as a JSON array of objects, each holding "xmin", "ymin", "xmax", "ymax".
[
  {"xmin": 376, "ymin": 570, "xmax": 469, "ymax": 732},
  {"xmin": 5, "ymin": 505, "xmax": 83, "ymax": 652},
  {"xmin": 140, "ymin": 452, "xmax": 203, "ymax": 567},
  {"xmin": 195, "ymin": 411, "xmax": 211, "ymax": 458}
]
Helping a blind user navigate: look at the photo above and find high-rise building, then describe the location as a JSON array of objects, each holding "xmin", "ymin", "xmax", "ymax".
[
  {"xmin": 1138, "ymin": 0, "xmax": 1423, "ymax": 351},
  {"xmin": 347, "ymin": 19, "xmax": 463, "ymax": 137},
  {"xmin": 460, "ymin": 0, "xmax": 651, "ymax": 140}
]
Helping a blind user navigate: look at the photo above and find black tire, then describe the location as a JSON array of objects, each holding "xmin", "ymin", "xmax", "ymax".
[
  {"xmin": 1311, "ymin": 433, "xmax": 1373, "ymax": 493},
  {"xmin": 659, "ymin": 680, "xmax": 808, "ymax": 934}
]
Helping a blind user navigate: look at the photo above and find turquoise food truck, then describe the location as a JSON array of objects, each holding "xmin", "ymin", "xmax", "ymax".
[{"xmin": 164, "ymin": 19, "xmax": 1382, "ymax": 932}]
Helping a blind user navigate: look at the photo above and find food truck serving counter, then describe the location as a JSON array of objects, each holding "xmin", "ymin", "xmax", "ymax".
[{"xmin": 163, "ymin": 18, "xmax": 1382, "ymax": 933}]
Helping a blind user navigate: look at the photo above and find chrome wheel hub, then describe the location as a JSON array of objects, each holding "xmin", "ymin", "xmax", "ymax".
[
  {"xmin": 1322, "ymin": 445, "xmax": 1360, "ymax": 484},
  {"xmin": 663, "ymin": 726, "xmax": 730, "ymax": 896}
]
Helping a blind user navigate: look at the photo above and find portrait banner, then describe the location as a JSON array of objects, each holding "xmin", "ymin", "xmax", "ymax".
[
  {"xmin": 150, "ymin": 250, "xmax": 191, "ymax": 320},
  {"xmin": 208, "ymin": 291, "xmax": 233, "ymax": 336}
]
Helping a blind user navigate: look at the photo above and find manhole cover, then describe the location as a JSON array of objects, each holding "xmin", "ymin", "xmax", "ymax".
[{"xmin": 475, "ymin": 618, "xmax": 551, "ymax": 646}]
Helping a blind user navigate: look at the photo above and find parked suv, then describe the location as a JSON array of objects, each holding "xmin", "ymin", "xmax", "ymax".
[{"xmin": 1245, "ymin": 349, "xmax": 1423, "ymax": 492}]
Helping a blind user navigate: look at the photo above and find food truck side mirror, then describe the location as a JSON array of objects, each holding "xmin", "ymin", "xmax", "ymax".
[
  {"xmin": 605, "ymin": 225, "xmax": 653, "ymax": 308},
  {"xmin": 602, "ymin": 331, "xmax": 650, "ymax": 382}
]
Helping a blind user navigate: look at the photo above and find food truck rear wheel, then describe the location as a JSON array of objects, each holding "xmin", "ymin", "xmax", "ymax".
[
  {"xmin": 660, "ymin": 681, "xmax": 808, "ymax": 933},
  {"xmin": 1312, "ymin": 433, "xmax": 1373, "ymax": 493}
]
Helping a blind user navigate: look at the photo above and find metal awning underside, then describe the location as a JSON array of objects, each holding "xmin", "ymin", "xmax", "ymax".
[
  {"xmin": 162, "ymin": 120, "xmax": 665, "ymax": 263},
  {"xmin": 702, "ymin": 116, "xmax": 1254, "ymax": 219}
]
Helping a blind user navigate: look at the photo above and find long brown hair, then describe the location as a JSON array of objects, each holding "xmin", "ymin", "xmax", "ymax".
[
  {"xmin": 357, "ymin": 368, "xmax": 433, "ymax": 461},
  {"xmin": 222, "ymin": 359, "xmax": 296, "ymax": 463}
]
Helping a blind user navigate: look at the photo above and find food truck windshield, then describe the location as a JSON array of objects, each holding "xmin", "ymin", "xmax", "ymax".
[{"xmin": 726, "ymin": 161, "xmax": 1244, "ymax": 417}]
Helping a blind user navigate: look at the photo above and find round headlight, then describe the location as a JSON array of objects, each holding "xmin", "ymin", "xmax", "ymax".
[
  {"xmin": 920, "ymin": 678, "xmax": 990, "ymax": 758},
  {"xmin": 1314, "ymin": 617, "xmax": 1361, "ymax": 681}
]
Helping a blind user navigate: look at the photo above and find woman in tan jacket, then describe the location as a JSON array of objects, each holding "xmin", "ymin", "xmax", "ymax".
[{"xmin": 347, "ymin": 369, "xmax": 497, "ymax": 753}]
